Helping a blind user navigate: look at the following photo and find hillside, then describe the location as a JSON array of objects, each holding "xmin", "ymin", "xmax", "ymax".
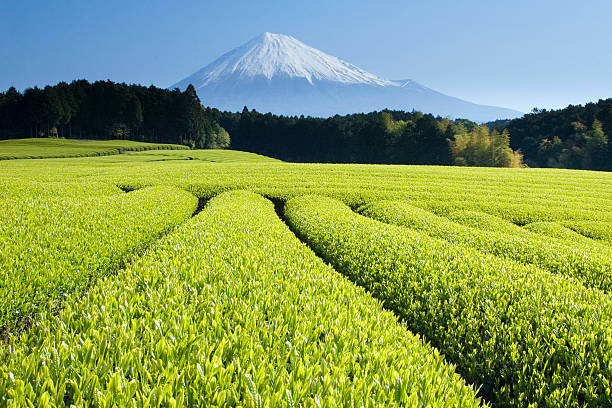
[
  {"xmin": 0, "ymin": 138, "xmax": 187, "ymax": 160},
  {"xmin": 125, "ymin": 148, "xmax": 282, "ymax": 163},
  {"xmin": 3, "ymin": 80, "xmax": 608, "ymax": 170},
  {"xmin": 0, "ymin": 138, "xmax": 280, "ymax": 162},
  {"xmin": 490, "ymin": 98, "xmax": 612, "ymax": 170},
  {"xmin": 1, "ymin": 152, "xmax": 611, "ymax": 406}
]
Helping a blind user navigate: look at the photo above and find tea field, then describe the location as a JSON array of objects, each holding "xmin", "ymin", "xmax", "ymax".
[
  {"xmin": 0, "ymin": 138, "xmax": 187, "ymax": 160},
  {"xmin": 0, "ymin": 142, "xmax": 611, "ymax": 407}
]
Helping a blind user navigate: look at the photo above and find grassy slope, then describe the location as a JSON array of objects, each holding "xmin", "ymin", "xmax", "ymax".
[
  {"xmin": 0, "ymin": 143, "xmax": 610, "ymax": 406},
  {"xmin": 0, "ymin": 138, "xmax": 282, "ymax": 162},
  {"xmin": 0, "ymin": 139, "xmax": 608, "ymax": 233},
  {"xmin": 0, "ymin": 138, "xmax": 188, "ymax": 160},
  {"xmin": 1, "ymin": 156, "xmax": 609, "ymax": 225},
  {"xmin": 125, "ymin": 148, "xmax": 282, "ymax": 162}
]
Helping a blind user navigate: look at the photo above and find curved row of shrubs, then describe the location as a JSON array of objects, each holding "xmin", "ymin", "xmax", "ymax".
[
  {"xmin": 0, "ymin": 185, "xmax": 197, "ymax": 333},
  {"xmin": 359, "ymin": 200, "xmax": 612, "ymax": 291},
  {"xmin": 285, "ymin": 195, "xmax": 612, "ymax": 407},
  {"xmin": 0, "ymin": 191, "xmax": 482, "ymax": 407}
]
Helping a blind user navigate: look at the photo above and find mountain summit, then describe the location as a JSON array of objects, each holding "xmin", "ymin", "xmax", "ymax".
[
  {"xmin": 172, "ymin": 33, "xmax": 522, "ymax": 121},
  {"xmin": 180, "ymin": 32, "xmax": 394, "ymax": 87}
]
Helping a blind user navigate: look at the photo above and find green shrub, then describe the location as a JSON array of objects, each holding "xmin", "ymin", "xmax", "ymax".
[
  {"xmin": 360, "ymin": 200, "xmax": 612, "ymax": 291},
  {"xmin": 285, "ymin": 195, "xmax": 612, "ymax": 407},
  {"xmin": 0, "ymin": 186, "xmax": 197, "ymax": 332},
  {"xmin": 0, "ymin": 191, "xmax": 482, "ymax": 407}
]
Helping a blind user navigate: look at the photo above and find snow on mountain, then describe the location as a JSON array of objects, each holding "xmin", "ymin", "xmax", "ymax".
[
  {"xmin": 178, "ymin": 32, "xmax": 395, "ymax": 87},
  {"xmin": 171, "ymin": 33, "xmax": 523, "ymax": 122}
]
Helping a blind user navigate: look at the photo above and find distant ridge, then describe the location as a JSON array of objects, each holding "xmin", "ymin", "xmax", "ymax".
[{"xmin": 172, "ymin": 32, "xmax": 522, "ymax": 122}]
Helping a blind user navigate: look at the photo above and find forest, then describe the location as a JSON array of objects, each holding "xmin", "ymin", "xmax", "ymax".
[
  {"xmin": 490, "ymin": 99, "xmax": 612, "ymax": 171},
  {"xmin": 0, "ymin": 81, "xmax": 229, "ymax": 149},
  {"xmin": 212, "ymin": 107, "xmax": 522, "ymax": 167},
  {"xmin": 1, "ymin": 80, "xmax": 610, "ymax": 170}
]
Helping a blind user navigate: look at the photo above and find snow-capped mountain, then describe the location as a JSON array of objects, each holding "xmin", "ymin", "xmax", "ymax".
[{"xmin": 171, "ymin": 32, "xmax": 522, "ymax": 122}]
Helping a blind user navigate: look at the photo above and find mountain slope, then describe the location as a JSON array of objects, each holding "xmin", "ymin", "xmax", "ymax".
[{"xmin": 171, "ymin": 32, "xmax": 522, "ymax": 122}]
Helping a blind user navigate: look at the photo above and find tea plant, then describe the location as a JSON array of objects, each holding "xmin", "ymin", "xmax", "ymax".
[
  {"xmin": 0, "ymin": 186, "xmax": 197, "ymax": 333},
  {"xmin": 285, "ymin": 195, "xmax": 612, "ymax": 407},
  {"xmin": 360, "ymin": 200, "xmax": 612, "ymax": 291},
  {"xmin": 0, "ymin": 191, "xmax": 482, "ymax": 407}
]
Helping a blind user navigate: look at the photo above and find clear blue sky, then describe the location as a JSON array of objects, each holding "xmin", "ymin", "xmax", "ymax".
[{"xmin": 1, "ymin": 0, "xmax": 611, "ymax": 112}]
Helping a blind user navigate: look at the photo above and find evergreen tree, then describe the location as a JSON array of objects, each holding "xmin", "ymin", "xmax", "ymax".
[
  {"xmin": 494, "ymin": 98, "xmax": 612, "ymax": 170},
  {"xmin": 0, "ymin": 80, "xmax": 228, "ymax": 147}
]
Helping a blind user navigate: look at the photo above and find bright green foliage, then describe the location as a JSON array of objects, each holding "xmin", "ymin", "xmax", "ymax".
[
  {"xmin": 204, "ymin": 124, "xmax": 231, "ymax": 149},
  {"xmin": 360, "ymin": 200, "xmax": 612, "ymax": 291},
  {"xmin": 523, "ymin": 221, "xmax": 610, "ymax": 246},
  {"xmin": 443, "ymin": 211, "xmax": 612, "ymax": 249},
  {"xmin": 1, "ymin": 152, "xmax": 609, "ymax": 225},
  {"xmin": 0, "ymin": 180, "xmax": 123, "ymax": 199},
  {"xmin": 446, "ymin": 207, "xmax": 612, "ymax": 248},
  {"xmin": 126, "ymin": 148, "xmax": 282, "ymax": 162},
  {"xmin": 448, "ymin": 126, "xmax": 523, "ymax": 167},
  {"xmin": 444, "ymin": 210, "xmax": 526, "ymax": 233},
  {"xmin": 0, "ymin": 191, "xmax": 482, "ymax": 407},
  {"xmin": 0, "ymin": 143, "xmax": 610, "ymax": 407},
  {"xmin": 523, "ymin": 220, "xmax": 589, "ymax": 241},
  {"xmin": 562, "ymin": 220, "xmax": 612, "ymax": 244},
  {"xmin": 0, "ymin": 186, "xmax": 197, "ymax": 332},
  {"xmin": 0, "ymin": 138, "xmax": 188, "ymax": 160},
  {"xmin": 285, "ymin": 195, "xmax": 612, "ymax": 407},
  {"xmin": 447, "ymin": 211, "xmax": 612, "ymax": 249}
]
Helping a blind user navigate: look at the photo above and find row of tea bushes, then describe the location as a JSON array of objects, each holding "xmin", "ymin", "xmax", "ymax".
[
  {"xmin": 561, "ymin": 220, "xmax": 612, "ymax": 244},
  {"xmin": 36, "ymin": 160, "xmax": 608, "ymax": 223},
  {"xmin": 441, "ymin": 210, "xmax": 526, "ymax": 233},
  {"xmin": 0, "ymin": 191, "xmax": 482, "ymax": 407},
  {"xmin": 284, "ymin": 195, "xmax": 612, "ymax": 407},
  {"xmin": 0, "ymin": 138, "xmax": 188, "ymax": 160},
  {"xmin": 0, "ymin": 180, "xmax": 124, "ymax": 198},
  {"xmin": 442, "ymin": 209, "xmax": 612, "ymax": 247},
  {"xmin": 0, "ymin": 185, "xmax": 197, "ymax": 332},
  {"xmin": 523, "ymin": 221, "xmax": 611, "ymax": 247},
  {"xmin": 359, "ymin": 200, "xmax": 612, "ymax": 291}
]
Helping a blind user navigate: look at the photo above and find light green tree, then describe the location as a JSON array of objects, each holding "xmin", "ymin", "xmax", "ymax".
[{"xmin": 448, "ymin": 125, "xmax": 523, "ymax": 167}]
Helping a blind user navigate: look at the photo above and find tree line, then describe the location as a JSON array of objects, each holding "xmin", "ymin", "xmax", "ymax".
[
  {"xmin": 209, "ymin": 107, "xmax": 522, "ymax": 167},
  {"xmin": 4, "ymin": 79, "xmax": 609, "ymax": 170},
  {"xmin": 0, "ymin": 80, "xmax": 229, "ymax": 148},
  {"xmin": 489, "ymin": 99, "xmax": 612, "ymax": 171}
]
